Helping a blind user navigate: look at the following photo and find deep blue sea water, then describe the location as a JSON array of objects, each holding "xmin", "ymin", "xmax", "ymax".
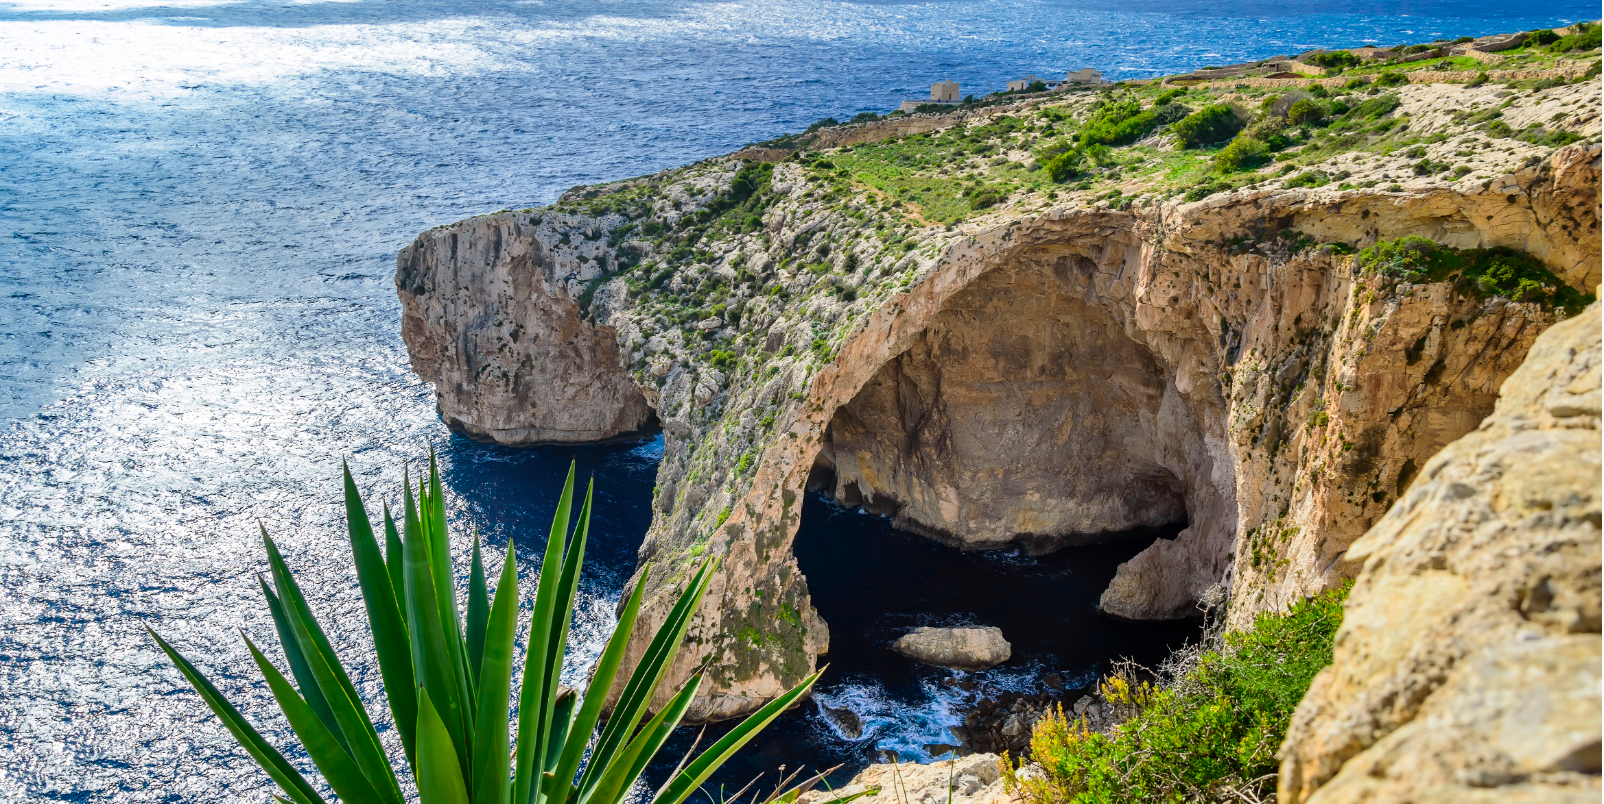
[{"xmin": 0, "ymin": 0, "xmax": 1592, "ymax": 800}]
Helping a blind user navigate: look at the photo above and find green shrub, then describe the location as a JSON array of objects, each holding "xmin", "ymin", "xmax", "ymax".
[
  {"xmin": 1285, "ymin": 170, "xmax": 1329, "ymax": 188},
  {"xmin": 1263, "ymin": 132, "xmax": 1294, "ymax": 151},
  {"xmin": 1171, "ymin": 104, "xmax": 1244, "ymax": 148},
  {"xmin": 1080, "ymin": 98, "xmax": 1192, "ymax": 148},
  {"xmin": 1213, "ymin": 136, "xmax": 1270, "ymax": 171},
  {"xmin": 1526, "ymin": 29, "xmax": 1561, "ymax": 47},
  {"xmin": 1466, "ymin": 72, "xmax": 1490, "ymax": 88},
  {"xmin": 1343, "ymin": 77, "xmax": 1370, "ymax": 90},
  {"xmin": 1549, "ymin": 23, "xmax": 1601, "ymax": 52},
  {"xmin": 1358, "ymin": 235, "xmax": 1596, "ymax": 315},
  {"xmin": 1307, "ymin": 51, "xmax": 1360, "ymax": 71},
  {"xmin": 1346, "ymin": 93, "xmax": 1401, "ymax": 120},
  {"xmin": 1306, "ymin": 84, "xmax": 1329, "ymax": 98},
  {"xmin": 1043, "ymin": 149, "xmax": 1087, "ymax": 182},
  {"xmin": 151, "ymin": 460, "xmax": 837, "ymax": 804},
  {"xmin": 1004, "ymin": 586, "xmax": 1350, "ymax": 803},
  {"xmin": 1183, "ymin": 181, "xmax": 1227, "ymax": 201},
  {"xmin": 1373, "ymin": 71, "xmax": 1408, "ymax": 88},
  {"xmin": 1286, "ymin": 98, "xmax": 1325, "ymax": 125},
  {"xmin": 1516, "ymin": 126, "xmax": 1583, "ymax": 147},
  {"xmin": 1155, "ymin": 88, "xmax": 1187, "ymax": 105}
]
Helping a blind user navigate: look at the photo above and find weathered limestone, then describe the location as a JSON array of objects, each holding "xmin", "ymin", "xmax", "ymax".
[
  {"xmin": 822, "ymin": 261, "xmax": 1201, "ymax": 553},
  {"xmin": 399, "ymin": 78, "xmax": 1601, "ymax": 722},
  {"xmin": 398, "ymin": 213, "xmax": 655, "ymax": 444},
  {"xmin": 1279, "ymin": 299, "xmax": 1602, "ymax": 803},
  {"xmin": 892, "ymin": 626, "xmax": 1013, "ymax": 670},
  {"xmin": 798, "ymin": 754, "xmax": 1016, "ymax": 804}
]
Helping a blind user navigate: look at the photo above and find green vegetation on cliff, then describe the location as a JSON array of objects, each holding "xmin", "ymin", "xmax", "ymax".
[
  {"xmin": 1358, "ymin": 235, "xmax": 1596, "ymax": 315},
  {"xmin": 1004, "ymin": 586, "xmax": 1349, "ymax": 803}
]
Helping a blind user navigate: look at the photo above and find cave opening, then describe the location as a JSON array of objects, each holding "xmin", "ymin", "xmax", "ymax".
[
  {"xmin": 789, "ymin": 495, "xmax": 1200, "ymax": 766},
  {"xmin": 771, "ymin": 253, "xmax": 1216, "ymax": 770}
]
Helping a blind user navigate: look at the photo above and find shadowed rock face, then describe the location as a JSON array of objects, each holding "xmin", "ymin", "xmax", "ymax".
[
  {"xmin": 1279, "ymin": 299, "xmax": 1601, "ymax": 804},
  {"xmin": 823, "ymin": 260, "xmax": 1197, "ymax": 553}
]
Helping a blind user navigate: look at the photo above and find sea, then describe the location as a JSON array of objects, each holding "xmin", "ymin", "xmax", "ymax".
[{"xmin": 0, "ymin": 0, "xmax": 1591, "ymax": 800}]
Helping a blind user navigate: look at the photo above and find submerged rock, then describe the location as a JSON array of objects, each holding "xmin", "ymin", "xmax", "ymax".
[
  {"xmin": 892, "ymin": 626, "xmax": 1012, "ymax": 670},
  {"xmin": 820, "ymin": 705, "xmax": 863, "ymax": 740}
]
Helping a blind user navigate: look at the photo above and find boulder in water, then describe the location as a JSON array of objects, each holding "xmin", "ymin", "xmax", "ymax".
[
  {"xmin": 821, "ymin": 705, "xmax": 864, "ymax": 739},
  {"xmin": 891, "ymin": 626, "xmax": 1011, "ymax": 670}
]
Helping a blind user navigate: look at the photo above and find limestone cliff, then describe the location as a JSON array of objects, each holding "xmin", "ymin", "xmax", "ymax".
[
  {"xmin": 1279, "ymin": 298, "xmax": 1601, "ymax": 803},
  {"xmin": 399, "ymin": 216, "xmax": 654, "ymax": 443},
  {"xmin": 398, "ymin": 66, "xmax": 1601, "ymax": 721}
]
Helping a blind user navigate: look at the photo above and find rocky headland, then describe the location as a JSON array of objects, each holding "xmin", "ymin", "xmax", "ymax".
[{"xmin": 398, "ymin": 32, "xmax": 1600, "ymax": 798}]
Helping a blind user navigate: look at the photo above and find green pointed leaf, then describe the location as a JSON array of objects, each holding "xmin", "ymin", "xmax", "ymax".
[
  {"xmin": 259, "ymin": 575, "xmax": 344, "ymax": 752},
  {"xmin": 383, "ymin": 502, "xmax": 408, "ymax": 628},
  {"xmin": 584, "ymin": 674, "xmax": 702, "ymax": 804},
  {"xmin": 534, "ymin": 479, "xmax": 593, "ymax": 804},
  {"xmin": 147, "ymin": 628, "xmax": 325, "ymax": 804},
  {"xmin": 513, "ymin": 461, "xmax": 576, "ymax": 804},
  {"xmin": 418, "ymin": 690, "xmax": 473, "ymax": 804},
  {"xmin": 425, "ymin": 451, "xmax": 474, "ymax": 714},
  {"xmin": 466, "ymin": 535, "xmax": 490, "ymax": 686},
  {"xmin": 579, "ymin": 559, "xmax": 715, "ymax": 801},
  {"xmin": 405, "ymin": 480, "xmax": 473, "ymax": 784},
  {"xmin": 653, "ymin": 671, "xmax": 824, "ymax": 804},
  {"xmin": 264, "ymin": 532, "xmax": 403, "ymax": 804},
  {"xmin": 549, "ymin": 562, "xmax": 649, "ymax": 804},
  {"xmin": 470, "ymin": 540, "xmax": 520, "ymax": 804},
  {"xmin": 543, "ymin": 686, "xmax": 578, "ymax": 779},
  {"xmin": 343, "ymin": 465, "xmax": 419, "ymax": 770},
  {"xmin": 245, "ymin": 635, "xmax": 388, "ymax": 804}
]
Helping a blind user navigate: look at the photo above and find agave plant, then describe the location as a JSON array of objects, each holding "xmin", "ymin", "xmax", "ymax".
[{"xmin": 149, "ymin": 456, "xmax": 824, "ymax": 804}]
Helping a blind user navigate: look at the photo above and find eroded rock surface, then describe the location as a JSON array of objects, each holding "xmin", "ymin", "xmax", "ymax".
[
  {"xmin": 398, "ymin": 213, "xmax": 655, "ymax": 444},
  {"xmin": 798, "ymin": 754, "xmax": 1015, "ymax": 804},
  {"xmin": 399, "ymin": 71, "xmax": 1602, "ymax": 720},
  {"xmin": 892, "ymin": 626, "xmax": 1013, "ymax": 670},
  {"xmin": 1279, "ymin": 300, "xmax": 1602, "ymax": 803}
]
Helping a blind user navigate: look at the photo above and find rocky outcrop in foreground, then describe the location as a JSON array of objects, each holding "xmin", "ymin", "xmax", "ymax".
[
  {"xmin": 892, "ymin": 626, "xmax": 1012, "ymax": 670},
  {"xmin": 1279, "ymin": 299, "xmax": 1601, "ymax": 803},
  {"xmin": 798, "ymin": 754, "xmax": 1014, "ymax": 804}
]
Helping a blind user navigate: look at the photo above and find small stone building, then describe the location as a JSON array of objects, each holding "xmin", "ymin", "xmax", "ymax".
[{"xmin": 897, "ymin": 80, "xmax": 961, "ymax": 113}]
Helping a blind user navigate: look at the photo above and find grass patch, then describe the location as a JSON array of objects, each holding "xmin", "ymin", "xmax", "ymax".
[{"xmin": 1003, "ymin": 586, "xmax": 1349, "ymax": 803}]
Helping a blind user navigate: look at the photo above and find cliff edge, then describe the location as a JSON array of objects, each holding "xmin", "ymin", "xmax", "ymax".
[
  {"xmin": 1279, "ymin": 297, "xmax": 1601, "ymax": 803},
  {"xmin": 398, "ymin": 58, "xmax": 1601, "ymax": 723}
]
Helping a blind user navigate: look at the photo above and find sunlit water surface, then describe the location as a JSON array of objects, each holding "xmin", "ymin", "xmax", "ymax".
[{"xmin": 0, "ymin": 0, "xmax": 1591, "ymax": 800}]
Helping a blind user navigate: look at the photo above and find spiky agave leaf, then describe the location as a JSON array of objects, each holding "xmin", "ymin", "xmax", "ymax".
[{"xmin": 154, "ymin": 456, "xmax": 825, "ymax": 804}]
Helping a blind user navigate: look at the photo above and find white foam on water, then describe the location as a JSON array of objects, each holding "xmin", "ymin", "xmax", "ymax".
[{"xmin": 810, "ymin": 659, "xmax": 1088, "ymax": 763}]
